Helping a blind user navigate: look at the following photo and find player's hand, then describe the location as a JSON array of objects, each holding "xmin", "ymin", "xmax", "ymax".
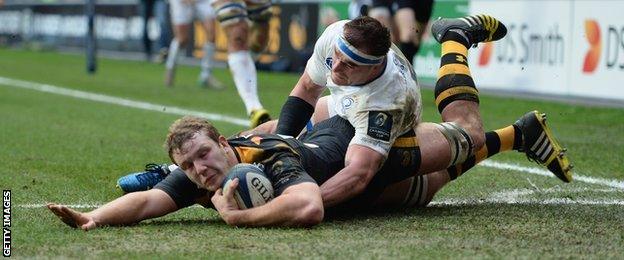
[
  {"xmin": 46, "ymin": 203, "xmax": 97, "ymax": 231},
  {"xmin": 211, "ymin": 178, "xmax": 241, "ymax": 224}
]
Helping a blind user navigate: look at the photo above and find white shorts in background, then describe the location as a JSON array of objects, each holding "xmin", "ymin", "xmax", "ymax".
[{"xmin": 170, "ymin": 0, "xmax": 216, "ymax": 25}]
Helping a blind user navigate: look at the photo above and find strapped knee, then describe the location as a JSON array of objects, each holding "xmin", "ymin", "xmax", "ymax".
[
  {"xmin": 436, "ymin": 122, "xmax": 474, "ymax": 166},
  {"xmin": 214, "ymin": 0, "xmax": 248, "ymax": 27},
  {"xmin": 402, "ymin": 175, "xmax": 429, "ymax": 208},
  {"xmin": 247, "ymin": 1, "xmax": 273, "ymax": 24}
]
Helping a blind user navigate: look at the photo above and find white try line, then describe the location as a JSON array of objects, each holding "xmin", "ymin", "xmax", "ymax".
[
  {"xmin": 0, "ymin": 76, "xmax": 249, "ymax": 127},
  {"xmin": 20, "ymin": 188, "xmax": 624, "ymax": 209},
  {"xmin": 480, "ymin": 161, "xmax": 624, "ymax": 190},
  {"xmin": 431, "ymin": 187, "xmax": 624, "ymax": 206},
  {"xmin": 20, "ymin": 199, "xmax": 624, "ymax": 208},
  {"xmin": 1, "ymin": 76, "xmax": 623, "ymax": 189},
  {"xmin": 429, "ymin": 198, "xmax": 624, "ymax": 206}
]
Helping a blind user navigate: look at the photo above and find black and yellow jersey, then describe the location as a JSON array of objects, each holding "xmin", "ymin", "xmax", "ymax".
[
  {"xmin": 155, "ymin": 116, "xmax": 421, "ymax": 211},
  {"xmin": 227, "ymin": 134, "xmax": 316, "ymax": 196},
  {"xmin": 154, "ymin": 116, "xmax": 354, "ymax": 209}
]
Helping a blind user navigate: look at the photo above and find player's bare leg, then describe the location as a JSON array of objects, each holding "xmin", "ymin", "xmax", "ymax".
[
  {"xmin": 165, "ymin": 23, "xmax": 192, "ymax": 87},
  {"xmin": 430, "ymin": 15, "xmax": 572, "ymax": 181},
  {"xmin": 394, "ymin": 8, "xmax": 419, "ymax": 63},
  {"xmin": 198, "ymin": 18, "xmax": 225, "ymax": 90},
  {"xmin": 213, "ymin": 0, "xmax": 270, "ymax": 127}
]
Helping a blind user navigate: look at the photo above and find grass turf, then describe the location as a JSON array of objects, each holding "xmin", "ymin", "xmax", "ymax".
[{"xmin": 1, "ymin": 48, "xmax": 623, "ymax": 258}]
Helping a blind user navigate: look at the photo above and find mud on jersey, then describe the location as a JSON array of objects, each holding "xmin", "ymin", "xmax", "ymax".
[{"xmin": 306, "ymin": 20, "xmax": 422, "ymax": 157}]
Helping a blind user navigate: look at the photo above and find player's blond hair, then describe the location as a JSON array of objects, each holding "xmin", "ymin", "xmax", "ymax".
[{"xmin": 164, "ymin": 116, "xmax": 221, "ymax": 162}]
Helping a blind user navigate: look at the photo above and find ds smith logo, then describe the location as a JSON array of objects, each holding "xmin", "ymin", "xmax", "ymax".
[
  {"xmin": 583, "ymin": 20, "xmax": 601, "ymax": 73},
  {"xmin": 583, "ymin": 19, "xmax": 624, "ymax": 73},
  {"xmin": 478, "ymin": 42, "xmax": 494, "ymax": 66},
  {"xmin": 477, "ymin": 23, "xmax": 565, "ymax": 67}
]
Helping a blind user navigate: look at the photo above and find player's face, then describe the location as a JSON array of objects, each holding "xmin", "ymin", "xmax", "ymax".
[
  {"xmin": 172, "ymin": 132, "xmax": 230, "ymax": 191},
  {"xmin": 331, "ymin": 48, "xmax": 378, "ymax": 86}
]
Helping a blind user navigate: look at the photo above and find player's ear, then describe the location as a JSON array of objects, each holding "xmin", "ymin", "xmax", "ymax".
[{"xmin": 218, "ymin": 135, "xmax": 229, "ymax": 148}]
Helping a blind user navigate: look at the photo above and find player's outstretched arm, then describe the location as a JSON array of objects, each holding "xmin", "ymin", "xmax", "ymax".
[
  {"xmin": 275, "ymin": 71, "xmax": 325, "ymax": 137},
  {"xmin": 47, "ymin": 203, "xmax": 97, "ymax": 230},
  {"xmin": 212, "ymin": 180, "xmax": 323, "ymax": 227},
  {"xmin": 320, "ymin": 145, "xmax": 384, "ymax": 207},
  {"xmin": 47, "ymin": 189, "xmax": 178, "ymax": 231}
]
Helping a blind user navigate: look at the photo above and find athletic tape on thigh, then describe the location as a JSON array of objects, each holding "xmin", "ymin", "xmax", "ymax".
[
  {"xmin": 435, "ymin": 122, "xmax": 474, "ymax": 167},
  {"xmin": 402, "ymin": 175, "xmax": 429, "ymax": 208},
  {"xmin": 247, "ymin": 1, "xmax": 272, "ymax": 23},
  {"xmin": 214, "ymin": 1, "xmax": 248, "ymax": 26}
]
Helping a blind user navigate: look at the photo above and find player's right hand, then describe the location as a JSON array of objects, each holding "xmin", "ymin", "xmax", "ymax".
[{"xmin": 46, "ymin": 203, "xmax": 97, "ymax": 231}]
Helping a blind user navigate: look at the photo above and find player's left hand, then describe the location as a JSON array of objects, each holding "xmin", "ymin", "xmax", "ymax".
[{"xmin": 211, "ymin": 178, "xmax": 241, "ymax": 224}]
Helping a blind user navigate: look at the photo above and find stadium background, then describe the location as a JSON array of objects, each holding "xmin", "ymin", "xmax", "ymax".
[
  {"xmin": 2, "ymin": 0, "xmax": 622, "ymax": 104},
  {"xmin": 1, "ymin": 0, "xmax": 623, "ymax": 258}
]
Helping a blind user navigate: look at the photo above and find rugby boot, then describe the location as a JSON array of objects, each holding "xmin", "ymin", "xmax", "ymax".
[
  {"xmin": 514, "ymin": 111, "xmax": 573, "ymax": 182},
  {"xmin": 198, "ymin": 76, "xmax": 225, "ymax": 90},
  {"xmin": 249, "ymin": 108, "xmax": 271, "ymax": 128},
  {"xmin": 117, "ymin": 163, "xmax": 171, "ymax": 193},
  {"xmin": 156, "ymin": 47, "xmax": 168, "ymax": 64},
  {"xmin": 431, "ymin": 14, "xmax": 508, "ymax": 47}
]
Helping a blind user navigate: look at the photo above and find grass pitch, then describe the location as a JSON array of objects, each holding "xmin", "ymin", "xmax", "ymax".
[{"xmin": 1, "ymin": 48, "xmax": 623, "ymax": 258}]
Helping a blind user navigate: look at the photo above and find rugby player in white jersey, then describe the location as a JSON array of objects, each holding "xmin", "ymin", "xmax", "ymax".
[
  {"xmin": 274, "ymin": 15, "xmax": 573, "ymax": 207},
  {"xmin": 165, "ymin": 0, "xmax": 225, "ymax": 89},
  {"xmin": 166, "ymin": 0, "xmax": 272, "ymax": 128},
  {"xmin": 210, "ymin": 0, "xmax": 273, "ymax": 127}
]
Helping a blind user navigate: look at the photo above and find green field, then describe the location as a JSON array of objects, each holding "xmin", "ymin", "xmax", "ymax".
[{"xmin": 1, "ymin": 48, "xmax": 623, "ymax": 258}]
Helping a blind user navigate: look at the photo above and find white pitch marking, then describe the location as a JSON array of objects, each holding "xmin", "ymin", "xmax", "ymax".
[
  {"xmin": 1, "ymin": 76, "xmax": 623, "ymax": 188},
  {"xmin": 479, "ymin": 160, "xmax": 624, "ymax": 190},
  {"xmin": 489, "ymin": 187, "xmax": 622, "ymax": 202},
  {"xmin": 23, "ymin": 203, "xmax": 204, "ymax": 209},
  {"xmin": 0, "ymin": 76, "xmax": 249, "ymax": 127},
  {"xmin": 22, "ymin": 185, "xmax": 624, "ymax": 209},
  {"xmin": 429, "ymin": 187, "xmax": 624, "ymax": 206},
  {"xmin": 430, "ymin": 198, "xmax": 624, "ymax": 206}
]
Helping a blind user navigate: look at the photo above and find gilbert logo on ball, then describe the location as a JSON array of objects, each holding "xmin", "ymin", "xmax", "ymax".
[{"xmin": 223, "ymin": 163, "xmax": 274, "ymax": 209}]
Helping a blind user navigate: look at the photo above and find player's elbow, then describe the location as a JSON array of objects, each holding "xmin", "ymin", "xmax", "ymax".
[{"xmin": 294, "ymin": 198, "xmax": 324, "ymax": 226}]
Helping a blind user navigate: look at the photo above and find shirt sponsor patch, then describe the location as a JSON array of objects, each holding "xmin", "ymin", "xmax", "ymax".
[{"xmin": 367, "ymin": 111, "xmax": 392, "ymax": 141}]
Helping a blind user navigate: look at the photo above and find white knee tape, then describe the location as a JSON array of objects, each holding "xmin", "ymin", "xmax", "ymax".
[
  {"xmin": 247, "ymin": 1, "xmax": 272, "ymax": 23},
  {"xmin": 403, "ymin": 175, "xmax": 429, "ymax": 208},
  {"xmin": 214, "ymin": 0, "xmax": 248, "ymax": 26},
  {"xmin": 436, "ymin": 122, "xmax": 474, "ymax": 167}
]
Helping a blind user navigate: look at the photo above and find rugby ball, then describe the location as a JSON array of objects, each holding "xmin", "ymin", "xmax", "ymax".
[{"xmin": 222, "ymin": 163, "xmax": 274, "ymax": 209}]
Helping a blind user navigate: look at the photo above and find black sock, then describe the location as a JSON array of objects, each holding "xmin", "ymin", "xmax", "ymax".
[
  {"xmin": 399, "ymin": 42, "xmax": 418, "ymax": 64},
  {"xmin": 441, "ymin": 29, "xmax": 471, "ymax": 49}
]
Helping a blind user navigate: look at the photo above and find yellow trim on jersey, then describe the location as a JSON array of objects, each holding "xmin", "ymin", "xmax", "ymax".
[
  {"xmin": 234, "ymin": 147, "xmax": 266, "ymax": 163},
  {"xmin": 392, "ymin": 136, "xmax": 419, "ymax": 148},
  {"xmin": 251, "ymin": 136, "xmax": 262, "ymax": 145}
]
